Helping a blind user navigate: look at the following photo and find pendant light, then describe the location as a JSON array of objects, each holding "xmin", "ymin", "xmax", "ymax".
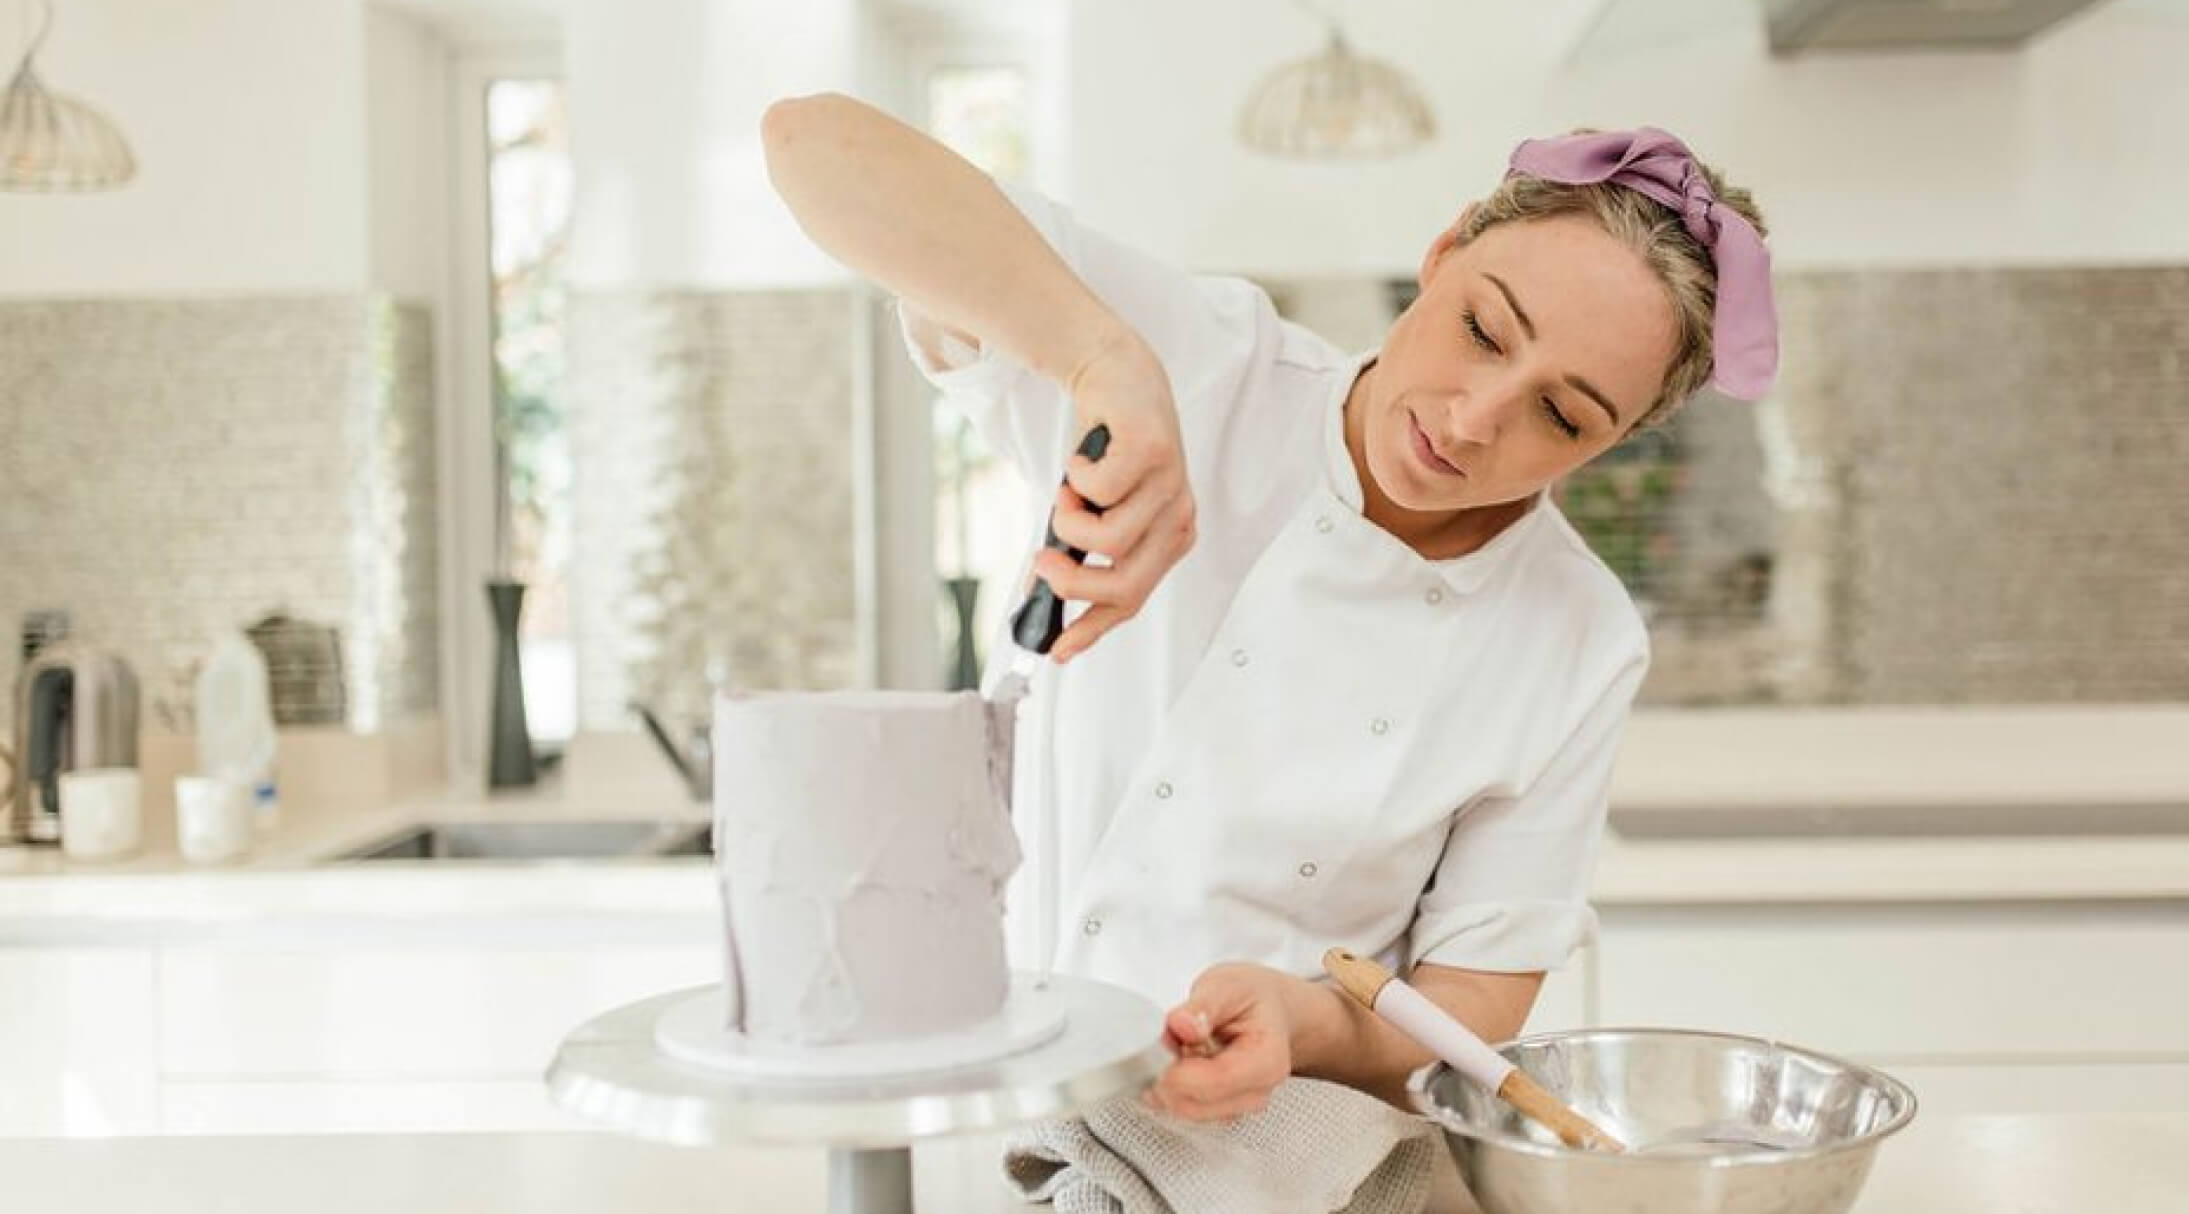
[
  {"xmin": 1237, "ymin": 1, "xmax": 1435, "ymax": 160},
  {"xmin": 2, "ymin": 0, "xmax": 135, "ymax": 191}
]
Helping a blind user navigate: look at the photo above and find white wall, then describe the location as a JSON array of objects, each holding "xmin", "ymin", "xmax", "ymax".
[
  {"xmin": 1060, "ymin": 0, "xmax": 2189, "ymax": 274},
  {"xmin": 0, "ymin": 0, "xmax": 370, "ymax": 296},
  {"xmin": 366, "ymin": 6, "xmax": 453, "ymax": 303},
  {"xmin": 562, "ymin": 0, "xmax": 865, "ymax": 290}
]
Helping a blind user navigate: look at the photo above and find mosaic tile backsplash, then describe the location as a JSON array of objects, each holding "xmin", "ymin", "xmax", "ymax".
[
  {"xmin": 0, "ymin": 295, "xmax": 440, "ymax": 735},
  {"xmin": 1274, "ymin": 265, "xmax": 2189, "ymax": 704},
  {"xmin": 566, "ymin": 288, "xmax": 859, "ymax": 735},
  {"xmin": 6, "ymin": 265, "xmax": 2177, "ymax": 738}
]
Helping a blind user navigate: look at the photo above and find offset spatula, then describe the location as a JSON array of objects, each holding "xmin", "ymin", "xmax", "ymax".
[{"xmin": 991, "ymin": 423, "xmax": 1112, "ymax": 703}]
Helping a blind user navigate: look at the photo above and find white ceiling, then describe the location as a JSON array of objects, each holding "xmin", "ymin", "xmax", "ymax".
[
  {"xmin": 366, "ymin": 0, "xmax": 2185, "ymax": 58},
  {"xmin": 1565, "ymin": 0, "xmax": 2184, "ymax": 63},
  {"xmin": 369, "ymin": 0, "xmax": 558, "ymax": 42},
  {"xmin": 368, "ymin": 0, "xmax": 1060, "ymax": 40}
]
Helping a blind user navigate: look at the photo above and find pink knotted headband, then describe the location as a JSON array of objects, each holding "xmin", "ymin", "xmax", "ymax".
[{"xmin": 1507, "ymin": 127, "xmax": 1778, "ymax": 402}]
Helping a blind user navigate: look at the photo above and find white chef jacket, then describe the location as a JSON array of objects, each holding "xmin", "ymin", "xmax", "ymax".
[{"xmin": 899, "ymin": 185, "xmax": 1650, "ymax": 1008}]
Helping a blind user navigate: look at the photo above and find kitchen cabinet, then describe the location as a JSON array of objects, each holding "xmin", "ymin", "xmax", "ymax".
[
  {"xmin": 1589, "ymin": 903, "xmax": 2189, "ymax": 1115},
  {"xmin": 0, "ymin": 931, "xmax": 716, "ymax": 1136},
  {"xmin": 151, "ymin": 940, "xmax": 716, "ymax": 1133},
  {"xmin": 156, "ymin": 1079, "xmax": 585, "ymax": 1134},
  {"xmin": 0, "ymin": 948, "xmax": 161, "ymax": 1137},
  {"xmin": 157, "ymin": 945, "xmax": 716, "ymax": 1077},
  {"xmin": 8, "ymin": 826, "xmax": 2189, "ymax": 1137}
]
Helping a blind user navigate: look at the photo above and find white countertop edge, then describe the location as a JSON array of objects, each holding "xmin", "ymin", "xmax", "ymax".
[
  {"xmin": 6, "ymin": 833, "xmax": 2189, "ymax": 940},
  {"xmin": 1611, "ymin": 704, "xmax": 2189, "ymax": 810},
  {"xmin": 1592, "ymin": 833, "xmax": 2189, "ymax": 904}
]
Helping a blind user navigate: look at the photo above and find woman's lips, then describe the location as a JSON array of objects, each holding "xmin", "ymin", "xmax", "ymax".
[{"xmin": 1407, "ymin": 411, "xmax": 1465, "ymax": 478}]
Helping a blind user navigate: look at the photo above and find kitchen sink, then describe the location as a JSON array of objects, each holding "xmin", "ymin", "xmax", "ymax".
[{"xmin": 326, "ymin": 818, "xmax": 712, "ymax": 863}]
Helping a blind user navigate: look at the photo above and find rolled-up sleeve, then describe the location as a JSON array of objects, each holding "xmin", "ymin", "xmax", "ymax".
[
  {"xmin": 1407, "ymin": 647, "xmax": 1649, "ymax": 974},
  {"xmin": 894, "ymin": 292, "xmax": 1070, "ymax": 493},
  {"xmin": 892, "ymin": 181, "xmax": 1256, "ymax": 492}
]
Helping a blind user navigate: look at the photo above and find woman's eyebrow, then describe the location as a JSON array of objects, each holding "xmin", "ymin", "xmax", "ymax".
[
  {"xmin": 1484, "ymin": 271, "xmax": 1625, "ymax": 426},
  {"xmin": 1484, "ymin": 272, "xmax": 1536, "ymax": 340}
]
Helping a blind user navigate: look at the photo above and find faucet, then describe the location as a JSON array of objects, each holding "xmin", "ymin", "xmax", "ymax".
[{"xmin": 630, "ymin": 701, "xmax": 711, "ymax": 803}]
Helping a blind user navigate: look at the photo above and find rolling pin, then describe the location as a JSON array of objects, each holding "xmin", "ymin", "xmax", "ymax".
[{"xmin": 1322, "ymin": 947, "xmax": 1626, "ymax": 1153}]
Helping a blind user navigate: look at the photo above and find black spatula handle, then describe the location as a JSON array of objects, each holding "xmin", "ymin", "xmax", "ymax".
[{"xmin": 1008, "ymin": 423, "xmax": 1112, "ymax": 655}]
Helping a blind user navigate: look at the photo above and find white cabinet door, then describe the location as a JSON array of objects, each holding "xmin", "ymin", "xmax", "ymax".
[
  {"xmin": 158, "ymin": 944, "xmax": 718, "ymax": 1079},
  {"xmin": 1594, "ymin": 906, "xmax": 2189, "ymax": 1060},
  {"xmin": 0, "ymin": 947, "xmax": 160, "ymax": 1136},
  {"xmin": 157, "ymin": 1079, "xmax": 588, "ymax": 1134}
]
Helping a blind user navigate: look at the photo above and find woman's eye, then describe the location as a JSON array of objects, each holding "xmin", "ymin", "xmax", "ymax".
[
  {"xmin": 1542, "ymin": 399, "xmax": 1580, "ymax": 439},
  {"xmin": 1462, "ymin": 311, "xmax": 1500, "ymax": 354}
]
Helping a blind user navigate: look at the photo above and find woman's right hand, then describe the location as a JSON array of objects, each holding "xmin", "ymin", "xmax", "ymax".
[{"xmin": 1032, "ymin": 328, "xmax": 1197, "ymax": 663}]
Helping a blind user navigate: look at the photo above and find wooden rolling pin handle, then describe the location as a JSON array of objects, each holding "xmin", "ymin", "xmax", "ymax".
[
  {"xmin": 1320, "ymin": 946, "xmax": 1628, "ymax": 1155},
  {"xmin": 1497, "ymin": 1069, "xmax": 1627, "ymax": 1153},
  {"xmin": 1322, "ymin": 947, "xmax": 1394, "ymax": 1009}
]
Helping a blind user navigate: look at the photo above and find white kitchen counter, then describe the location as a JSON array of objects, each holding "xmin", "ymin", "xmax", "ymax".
[
  {"xmin": 0, "ymin": 778, "xmax": 716, "ymax": 939},
  {"xmin": 5, "ymin": 702, "xmax": 2189, "ymax": 934},
  {"xmin": 5, "ymin": 745, "xmax": 2185, "ymax": 1146},
  {"xmin": 8, "ymin": 830, "xmax": 2189, "ymax": 947},
  {"xmin": 1, "ymin": 1114, "xmax": 2180, "ymax": 1214},
  {"xmin": 7, "ymin": 794, "xmax": 2189, "ymax": 945}
]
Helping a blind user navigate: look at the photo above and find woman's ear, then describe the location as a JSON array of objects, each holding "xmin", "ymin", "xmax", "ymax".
[{"xmin": 1418, "ymin": 203, "xmax": 1482, "ymax": 290}]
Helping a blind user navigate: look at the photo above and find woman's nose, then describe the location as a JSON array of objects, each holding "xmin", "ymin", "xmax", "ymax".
[{"xmin": 1435, "ymin": 378, "xmax": 1526, "ymax": 447}]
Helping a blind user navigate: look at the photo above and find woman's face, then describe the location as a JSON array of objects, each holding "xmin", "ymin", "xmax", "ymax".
[{"xmin": 1359, "ymin": 214, "xmax": 1680, "ymax": 514}]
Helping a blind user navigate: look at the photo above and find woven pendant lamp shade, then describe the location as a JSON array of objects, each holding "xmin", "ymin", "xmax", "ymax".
[
  {"xmin": 2, "ymin": 1, "xmax": 135, "ymax": 191},
  {"xmin": 1237, "ymin": 26, "xmax": 1435, "ymax": 160}
]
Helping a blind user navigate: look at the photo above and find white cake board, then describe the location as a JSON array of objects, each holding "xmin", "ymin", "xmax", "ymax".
[{"xmin": 652, "ymin": 974, "xmax": 1070, "ymax": 1080}]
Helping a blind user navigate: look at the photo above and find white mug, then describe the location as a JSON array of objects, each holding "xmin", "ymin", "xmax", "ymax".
[
  {"xmin": 58, "ymin": 768, "xmax": 143, "ymax": 862},
  {"xmin": 175, "ymin": 775, "xmax": 253, "ymax": 865}
]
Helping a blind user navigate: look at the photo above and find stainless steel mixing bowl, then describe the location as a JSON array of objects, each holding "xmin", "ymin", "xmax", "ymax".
[{"xmin": 1410, "ymin": 1027, "xmax": 1917, "ymax": 1214}]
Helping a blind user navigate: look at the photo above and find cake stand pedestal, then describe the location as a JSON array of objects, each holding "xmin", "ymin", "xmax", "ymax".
[{"xmin": 545, "ymin": 974, "xmax": 1168, "ymax": 1214}]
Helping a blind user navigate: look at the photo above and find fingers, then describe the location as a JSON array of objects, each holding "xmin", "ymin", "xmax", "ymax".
[
  {"xmin": 1044, "ymin": 604, "xmax": 1123, "ymax": 666},
  {"xmin": 1033, "ymin": 498, "xmax": 1197, "ymax": 661},
  {"xmin": 1029, "ymin": 353, "xmax": 1193, "ymax": 663},
  {"xmin": 1143, "ymin": 1049, "xmax": 1283, "ymax": 1123},
  {"xmin": 1140, "ymin": 988, "xmax": 1286, "ymax": 1123},
  {"xmin": 1050, "ymin": 476, "xmax": 1162, "ymax": 560},
  {"xmin": 1063, "ymin": 424, "xmax": 1170, "ymax": 511},
  {"xmin": 1162, "ymin": 1007, "xmax": 1220, "ymax": 1061}
]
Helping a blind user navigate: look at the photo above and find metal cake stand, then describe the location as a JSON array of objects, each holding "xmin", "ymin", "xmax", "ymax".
[{"xmin": 545, "ymin": 975, "xmax": 1168, "ymax": 1214}]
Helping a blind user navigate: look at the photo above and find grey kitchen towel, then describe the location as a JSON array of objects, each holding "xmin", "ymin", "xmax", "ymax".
[{"xmin": 1003, "ymin": 1077, "xmax": 1438, "ymax": 1214}]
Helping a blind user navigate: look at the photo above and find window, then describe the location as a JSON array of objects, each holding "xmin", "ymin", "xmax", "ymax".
[
  {"xmin": 926, "ymin": 64, "xmax": 1037, "ymax": 690},
  {"xmin": 484, "ymin": 79, "xmax": 574, "ymax": 742}
]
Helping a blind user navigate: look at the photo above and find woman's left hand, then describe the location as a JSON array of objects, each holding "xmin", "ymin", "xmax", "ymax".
[{"xmin": 1144, "ymin": 962, "xmax": 1298, "ymax": 1122}]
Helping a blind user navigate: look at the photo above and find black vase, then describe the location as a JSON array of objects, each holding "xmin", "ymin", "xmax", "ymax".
[
  {"xmin": 943, "ymin": 575, "xmax": 982, "ymax": 692},
  {"xmin": 486, "ymin": 579, "xmax": 537, "ymax": 788}
]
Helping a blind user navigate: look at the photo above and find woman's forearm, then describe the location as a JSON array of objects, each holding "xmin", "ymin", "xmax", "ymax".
[
  {"xmin": 761, "ymin": 91, "xmax": 1130, "ymax": 389},
  {"xmin": 1284, "ymin": 963, "xmax": 1544, "ymax": 1109}
]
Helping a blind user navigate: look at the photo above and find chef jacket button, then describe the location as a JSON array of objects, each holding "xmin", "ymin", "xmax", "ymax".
[
  {"xmin": 1298, "ymin": 862, "xmax": 1318, "ymax": 879},
  {"xmin": 1370, "ymin": 717, "xmax": 1390, "ymax": 735},
  {"xmin": 1315, "ymin": 516, "xmax": 1335, "ymax": 534},
  {"xmin": 1424, "ymin": 587, "xmax": 1446, "ymax": 606},
  {"xmin": 1231, "ymin": 648, "xmax": 1250, "ymax": 667},
  {"xmin": 1082, "ymin": 917, "xmax": 1103, "ymax": 936},
  {"xmin": 1155, "ymin": 781, "xmax": 1174, "ymax": 799}
]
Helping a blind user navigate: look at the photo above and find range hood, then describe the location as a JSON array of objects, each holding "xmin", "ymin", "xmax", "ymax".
[{"xmin": 1762, "ymin": 0, "xmax": 2114, "ymax": 52}]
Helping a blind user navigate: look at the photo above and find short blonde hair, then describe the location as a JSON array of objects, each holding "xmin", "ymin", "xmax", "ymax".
[{"xmin": 1455, "ymin": 151, "xmax": 1767, "ymax": 430}]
